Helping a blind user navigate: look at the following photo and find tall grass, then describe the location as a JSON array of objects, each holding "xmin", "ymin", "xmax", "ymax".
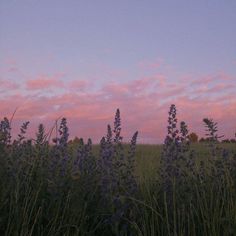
[{"xmin": 0, "ymin": 105, "xmax": 236, "ymax": 235}]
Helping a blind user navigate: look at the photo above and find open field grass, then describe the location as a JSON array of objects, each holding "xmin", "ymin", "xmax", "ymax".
[
  {"xmin": 1, "ymin": 106, "xmax": 236, "ymax": 236},
  {"xmin": 135, "ymin": 143, "xmax": 236, "ymax": 179}
]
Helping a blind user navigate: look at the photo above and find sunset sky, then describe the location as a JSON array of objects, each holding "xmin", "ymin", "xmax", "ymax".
[{"xmin": 0, "ymin": 0, "xmax": 236, "ymax": 143}]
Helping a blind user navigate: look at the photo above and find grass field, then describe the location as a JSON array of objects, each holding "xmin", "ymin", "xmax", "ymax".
[{"xmin": 1, "ymin": 106, "xmax": 236, "ymax": 236}]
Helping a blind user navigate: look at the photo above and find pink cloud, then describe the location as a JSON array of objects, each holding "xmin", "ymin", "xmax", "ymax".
[
  {"xmin": 0, "ymin": 79, "xmax": 19, "ymax": 90},
  {"xmin": 1, "ymin": 69, "xmax": 236, "ymax": 143},
  {"xmin": 128, "ymin": 74, "xmax": 166, "ymax": 92},
  {"xmin": 4, "ymin": 58, "xmax": 17, "ymax": 66},
  {"xmin": 190, "ymin": 75, "xmax": 216, "ymax": 86},
  {"xmin": 26, "ymin": 75, "xmax": 64, "ymax": 90},
  {"xmin": 68, "ymin": 79, "xmax": 92, "ymax": 91},
  {"xmin": 190, "ymin": 73, "xmax": 235, "ymax": 87},
  {"xmin": 207, "ymin": 83, "xmax": 234, "ymax": 93},
  {"xmin": 7, "ymin": 67, "xmax": 19, "ymax": 73}
]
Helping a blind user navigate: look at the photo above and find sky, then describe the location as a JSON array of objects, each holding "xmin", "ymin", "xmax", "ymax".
[{"xmin": 0, "ymin": 0, "xmax": 236, "ymax": 143}]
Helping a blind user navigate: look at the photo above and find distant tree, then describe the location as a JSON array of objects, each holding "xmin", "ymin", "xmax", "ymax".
[
  {"xmin": 222, "ymin": 139, "xmax": 230, "ymax": 143},
  {"xmin": 73, "ymin": 136, "xmax": 81, "ymax": 144},
  {"xmin": 230, "ymin": 139, "xmax": 236, "ymax": 143},
  {"xmin": 199, "ymin": 138, "xmax": 205, "ymax": 143},
  {"xmin": 68, "ymin": 139, "xmax": 73, "ymax": 145},
  {"xmin": 200, "ymin": 137, "xmax": 220, "ymax": 143},
  {"xmin": 68, "ymin": 136, "xmax": 82, "ymax": 146},
  {"xmin": 188, "ymin": 132, "xmax": 198, "ymax": 143}
]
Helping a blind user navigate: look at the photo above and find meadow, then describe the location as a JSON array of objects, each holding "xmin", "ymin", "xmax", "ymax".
[{"xmin": 0, "ymin": 105, "xmax": 236, "ymax": 236}]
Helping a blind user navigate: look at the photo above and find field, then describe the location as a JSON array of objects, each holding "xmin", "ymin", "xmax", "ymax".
[{"xmin": 1, "ymin": 106, "xmax": 236, "ymax": 236}]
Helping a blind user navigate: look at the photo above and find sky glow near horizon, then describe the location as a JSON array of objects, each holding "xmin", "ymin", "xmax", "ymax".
[{"xmin": 0, "ymin": 0, "xmax": 236, "ymax": 143}]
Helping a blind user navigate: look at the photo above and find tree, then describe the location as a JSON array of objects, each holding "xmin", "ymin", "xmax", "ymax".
[
  {"xmin": 199, "ymin": 137, "xmax": 205, "ymax": 142},
  {"xmin": 188, "ymin": 132, "xmax": 198, "ymax": 143},
  {"xmin": 222, "ymin": 139, "xmax": 230, "ymax": 143}
]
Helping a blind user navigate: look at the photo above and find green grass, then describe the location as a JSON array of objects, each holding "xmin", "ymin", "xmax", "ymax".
[{"xmin": 1, "ymin": 142, "xmax": 236, "ymax": 235}]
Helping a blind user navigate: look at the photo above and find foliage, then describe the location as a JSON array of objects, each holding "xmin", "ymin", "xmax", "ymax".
[
  {"xmin": 188, "ymin": 132, "xmax": 198, "ymax": 142},
  {"xmin": 0, "ymin": 106, "xmax": 236, "ymax": 235}
]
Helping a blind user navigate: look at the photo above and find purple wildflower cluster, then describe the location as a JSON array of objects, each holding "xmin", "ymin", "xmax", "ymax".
[
  {"xmin": 159, "ymin": 105, "xmax": 195, "ymax": 217},
  {"xmin": 98, "ymin": 109, "xmax": 138, "ymax": 233},
  {"xmin": 0, "ymin": 117, "xmax": 11, "ymax": 146},
  {"xmin": 161, "ymin": 105, "xmax": 192, "ymax": 182},
  {"xmin": 157, "ymin": 105, "xmax": 236, "ymax": 235},
  {"xmin": 0, "ymin": 106, "xmax": 236, "ymax": 235}
]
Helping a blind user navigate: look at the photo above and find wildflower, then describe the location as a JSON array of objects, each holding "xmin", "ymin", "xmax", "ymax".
[
  {"xmin": 17, "ymin": 121, "xmax": 30, "ymax": 143},
  {"xmin": 0, "ymin": 117, "xmax": 11, "ymax": 145},
  {"xmin": 203, "ymin": 118, "xmax": 224, "ymax": 158}
]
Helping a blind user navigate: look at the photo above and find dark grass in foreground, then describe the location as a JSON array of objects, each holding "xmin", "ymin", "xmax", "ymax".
[{"xmin": 0, "ymin": 105, "xmax": 236, "ymax": 236}]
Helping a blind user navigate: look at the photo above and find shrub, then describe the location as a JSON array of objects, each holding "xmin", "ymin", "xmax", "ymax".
[{"xmin": 188, "ymin": 132, "xmax": 199, "ymax": 142}]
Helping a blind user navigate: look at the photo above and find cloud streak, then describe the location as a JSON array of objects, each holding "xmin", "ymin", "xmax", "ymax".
[
  {"xmin": 26, "ymin": 75, "xmax": 64, "ymax": 90},
  {"xmin": 1, "ymin": 67, "xmax": 236, "ymax": 143}
]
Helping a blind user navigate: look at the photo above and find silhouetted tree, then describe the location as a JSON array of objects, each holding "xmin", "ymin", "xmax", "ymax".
[
  {"xmin": 199, "ymin": 138, "xmax": 205, "ymax": 142},
  {"xmin": 230, "ymin": 139, "xmax": 236, "ymax": 143},
  {"xmin": 222, "ymin": 139, "xmax": 230, "ymax": 143},
  {"xmin": 188, "ymin": 132, "xmax": 198, "ymax": 143}
]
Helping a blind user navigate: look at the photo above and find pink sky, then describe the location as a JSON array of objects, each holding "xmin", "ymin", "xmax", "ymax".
[
  {"xmin": 1, "ymin": 61, "xmax": 235, "ymax": 143},
  {"xmin": 1, "ymin": 1, "xmax": 236, "ymax": 143}
]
